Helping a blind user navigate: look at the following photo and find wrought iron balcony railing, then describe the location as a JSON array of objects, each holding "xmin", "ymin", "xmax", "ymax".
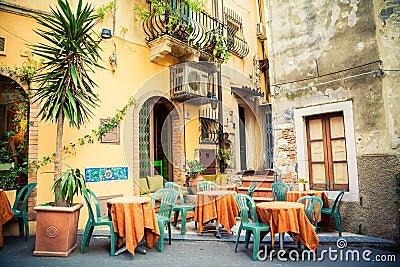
[{"xmin": 142, "ymin": 3, "xmax": 249, "ymax": 59}]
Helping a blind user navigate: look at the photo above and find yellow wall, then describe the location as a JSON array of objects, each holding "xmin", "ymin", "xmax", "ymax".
[{"xmin": 0, "ymin": 0, "xmax": 265, "ymax": 231}]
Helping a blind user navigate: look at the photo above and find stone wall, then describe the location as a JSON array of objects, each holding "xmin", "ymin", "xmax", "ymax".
[{"xmin": 266, "ymin": 0, "xmax": 400, "ymax": 241}]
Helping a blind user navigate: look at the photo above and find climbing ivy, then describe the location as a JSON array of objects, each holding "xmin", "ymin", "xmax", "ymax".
[{"xmin": 31, "ymin": 97, "xmax": 136, "ymax": 170}]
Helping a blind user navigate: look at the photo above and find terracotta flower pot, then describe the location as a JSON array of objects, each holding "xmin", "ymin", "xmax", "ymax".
[
  {"xmin": 33, "ymin": 203, "xmax": 83, "ymax": 257},
  {"xmin": 188, "ymin": 175, "xmax": 204, "ymax": 195}
]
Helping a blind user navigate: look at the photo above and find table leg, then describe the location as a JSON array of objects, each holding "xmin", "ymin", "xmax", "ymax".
[
  {"xmin": 114, "ymin": 239, "xmax": 147, "ymax": 256},
  {"xmin": 279, "ymin": 233, "xmax": 284, "ymax": 250},
  {"xmin": 214, "ymin": 219, "xmax": 221, "ymax": 239}
]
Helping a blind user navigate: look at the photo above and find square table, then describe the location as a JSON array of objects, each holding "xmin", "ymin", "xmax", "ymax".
[
  {"xmin": 256, "ymin": 201, "xmax": 319, "ymax": 251},
  {"xmin": 195, "ymin": 190, "xmax": 238, "ymax": 238},
  {"xmin": 107, "ymin": 196, "xmax": 159, "ymax": 255}
]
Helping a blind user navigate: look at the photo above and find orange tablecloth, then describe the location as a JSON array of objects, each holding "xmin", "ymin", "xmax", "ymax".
[
  {"xmin": 0, "ymin": 189, "xmax": 14, "ymax": 247},
  {"xmin": 195, "ymin": 190, "xmax": 238, "ymax": 234},
  {"xmin": 256, "ymin": 201, "xmax": 319, "ymax": 251},
  {"xmin": 107, "ymin": 196, "xmax": 160, "ymax": 254},
  {"xmin": 287, "ymin": 191, "xmax": 329, "ymax": 222}
]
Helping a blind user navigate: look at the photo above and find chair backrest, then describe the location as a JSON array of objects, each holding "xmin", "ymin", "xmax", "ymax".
[
  {"xmin": 234, "ymin": 194, "xmax": 258, "ymax": 225},
  {"xmin": 165, "ymin": 182, "xmax": 185, "ymax": 205},
  {"xmin": 271, "ymin": 182, "xmax": 290, "ymax": 201},
  {"xmin": 197, "ymin": 181, "xmax": 219, "ymax": 192},
  {"xmin": 297, "ymin": 196, "xmax": 323, "ymax": 226},
  {"xmin": 331, "ymin": 190, "xmax": 346, "ymax": 213},
  {"xmin": 152, "ymin": 188, "xmax": 178, "ymax": 219},
  {"xmin": 12, "ymin": 182, "xmax": 37, "ymax": 212},
  {"xmin": 83, "ymin": 189, "xmax": 102, "ymax": 221},
  {"xmin": 247, "ymin": 182, "xmax": 258, "ymax": 197}
]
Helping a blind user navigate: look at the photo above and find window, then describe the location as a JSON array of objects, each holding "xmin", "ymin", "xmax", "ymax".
[
  {"xmin": 100, "ymin": 119, "xmax": 120, "ymax": 144},
  {"xmin": 306, "ymin": 112, "xmax": 348, "ymax": 191}
]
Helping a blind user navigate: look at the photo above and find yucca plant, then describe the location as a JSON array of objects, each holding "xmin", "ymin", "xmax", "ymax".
[
  {"xmin": 31, "ymin": 0, "xmax": 101, "ymax": 206},
  {"xmin": 50, "ymin": 167, "xmax": 86, "ymax": 207}
]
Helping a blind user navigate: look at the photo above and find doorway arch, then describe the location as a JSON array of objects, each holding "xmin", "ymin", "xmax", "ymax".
[
  {"xmin": 132, "ymin": 94, "xmax": 185, "ymax": 195},
  {"xmin": 0, "ymin": 72, "xmax": 39, "ymax": 217}
]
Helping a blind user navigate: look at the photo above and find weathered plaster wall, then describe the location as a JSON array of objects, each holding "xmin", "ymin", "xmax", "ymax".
[
  {"xmin": 374, "ymin": 0, "xmax": 400, "ymax": 158},
  {"xmin": 266, "ymin": 0, "xmax": 400, "ymax": 240}
]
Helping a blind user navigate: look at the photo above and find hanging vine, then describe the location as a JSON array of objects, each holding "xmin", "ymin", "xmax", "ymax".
[{"xmin": 31, "ymin": 97, "xmax": 137, "ymax": 170}]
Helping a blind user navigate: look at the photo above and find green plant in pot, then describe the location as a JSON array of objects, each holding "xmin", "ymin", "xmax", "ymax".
[
  {"xmin": 186, "ymin": 159, "xmax": 205, "ymax": 194},
  {"xmin": 186, "ymin": 159, "xmax": 206, "ymax": 177},
  {"xmin": 50, "ymin": 166, "xmax": 87, "ymax": 207},
  {"xmin": 30, "ymin": 0, "xmax": 102, "ymax": 257}
]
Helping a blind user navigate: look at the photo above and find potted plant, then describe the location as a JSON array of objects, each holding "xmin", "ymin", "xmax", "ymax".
[
  {"xmin": 297, "ymin": 178, "xmax": 308, "ymax": 191},
  {"xmin": 186, "ymin": 159, "xmax": 205, "ymax": 194},
  {"xmin": 33, "ymin": 167, "xmax": 87, "ymax": 257},
  {"xmin": 216, "ymin": 148, "xmax": 232, "ymax": 174},
  {"xmin": 30, "ymin": 0, "xmax": 102, "ymax": 257}
]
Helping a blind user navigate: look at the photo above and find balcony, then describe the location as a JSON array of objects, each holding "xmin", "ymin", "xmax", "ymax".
[{"xmin": 142, "ymin": 3, "xmax": 249, "ymax": 62}]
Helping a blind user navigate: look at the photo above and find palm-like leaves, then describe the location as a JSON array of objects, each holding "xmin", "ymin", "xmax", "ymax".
[
  {"xmin": 31, "ymin": 0, "xmax": 102, "ymax": 206},
  {"xmin": 31, "ymin": 0, "xmax": 101, "ymax": 128}
]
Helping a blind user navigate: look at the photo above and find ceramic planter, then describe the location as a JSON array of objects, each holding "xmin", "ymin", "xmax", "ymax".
[{"xmin": 33, "ymin": 203, "xmax": 83, "ymax": 257}]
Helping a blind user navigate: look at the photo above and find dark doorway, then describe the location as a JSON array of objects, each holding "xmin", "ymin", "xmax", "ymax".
[
  {"xmin": 153, "ymin": 101, "xmax": 173, "ymax": 181},
  {"xmin": 239, "ymin": 106, "xmax": 247, "ymax": 170}
]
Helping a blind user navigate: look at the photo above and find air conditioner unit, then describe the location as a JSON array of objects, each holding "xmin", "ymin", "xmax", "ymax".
[
  {"xmin": 256, "ymin": 22, "xmax": 266, "ymax": 40},
  {"xmin": 171, "ymin": 64, "xmax": 209, "ymax": 100}
]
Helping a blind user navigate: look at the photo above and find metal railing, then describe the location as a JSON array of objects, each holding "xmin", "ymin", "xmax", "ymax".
[{"xmin": 142, "ymin": 3, "xmax": 249, "ymax": 58}]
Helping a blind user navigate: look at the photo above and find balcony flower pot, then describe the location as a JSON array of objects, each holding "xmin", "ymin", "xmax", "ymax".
[{"xmin": 33, "ymin": 203, "xmax": 83, "ymax": 257}]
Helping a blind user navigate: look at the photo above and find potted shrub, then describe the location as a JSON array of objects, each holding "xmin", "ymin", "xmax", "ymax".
[
  {"xmin": 30, "ymin": 0, "xmax": 102, "ymax": 257},
  {"xmin": 186, "ymin": 159, "xmax": 205, "ymax": 194},
  {"xmin": 33, "ymin": 167, "xmax": 87, "ymax": 257}
]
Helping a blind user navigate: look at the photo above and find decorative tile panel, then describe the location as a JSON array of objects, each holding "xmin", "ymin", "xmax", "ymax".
[{"xmin": 84, "ymin": 167, "xmax": 128, "ymax": 182}]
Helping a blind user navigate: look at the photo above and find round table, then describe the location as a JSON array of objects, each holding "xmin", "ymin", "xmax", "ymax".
[
  {"xmin": 195, "ymin": 190, "xmax": 238, "ymax": 238},
  {"xmin": 107, "ymin": 196, "xmax": 159, "ymax": 255},
  {"xmin": 256, "ymin": 201, "xmax": 319, "ymax": 251}
]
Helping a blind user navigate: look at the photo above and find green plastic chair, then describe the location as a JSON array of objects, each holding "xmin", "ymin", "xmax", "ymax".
[
  {"xmin": 154, "ymin": 160, "xmax": 163, "ymax": 177},
  {"xmin": 81, "ymin": 189, "xmax": 116, "ymax": 256},
  {"xmin": 297, "ymin": 196, "xmax": 323, "ymax": 230},
  {"xmin": 271, "ymin": 182, "xmax": 290, "ymax": 201},
  {"xmin": 234, "ymin": 194, "xmax": 270, "ymax": 261},
  {"xmin": 11, "ymin": 182, "xmax": 37, "ymax": 242},
  {"xmin": 152, "ymin": 188, "xmax": 178, "ymax": 252},
  {"xmin": 247, "ymin": 182, "xmax": 258, "ymax": 197},
  {"xmin": 197, "ymin": 181, "xmax": 219, "ymax": 192},
  {"xmin": 165, "ymin": 182, "xmax": 195, "ymax": 235},
  {"xmin": 321, "ymin": 190, "xmax": 345, "ymax": 236}
]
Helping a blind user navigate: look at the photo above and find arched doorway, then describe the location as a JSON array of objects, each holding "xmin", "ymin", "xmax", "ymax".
[
  {"xmin": 0, "ymin": 75, "xmax": 29, "ymax": 191},
  {"xmin": 138, "ymin": 96, "xmax": 176, "ymax": 182}
]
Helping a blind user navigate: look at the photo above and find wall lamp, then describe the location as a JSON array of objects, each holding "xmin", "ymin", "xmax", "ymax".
[
  {"xmin": 101, "ymin": 28, "xmax": 112, "ymax": 39},
  {"xmin": 210, "ymin": 94, "xmax": 218, "ymax": 110}
]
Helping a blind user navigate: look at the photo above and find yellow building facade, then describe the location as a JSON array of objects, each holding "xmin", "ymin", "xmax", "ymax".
[{"xmin": 0, "ymin": 0, "xmax": 271, "ymax": 234}]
